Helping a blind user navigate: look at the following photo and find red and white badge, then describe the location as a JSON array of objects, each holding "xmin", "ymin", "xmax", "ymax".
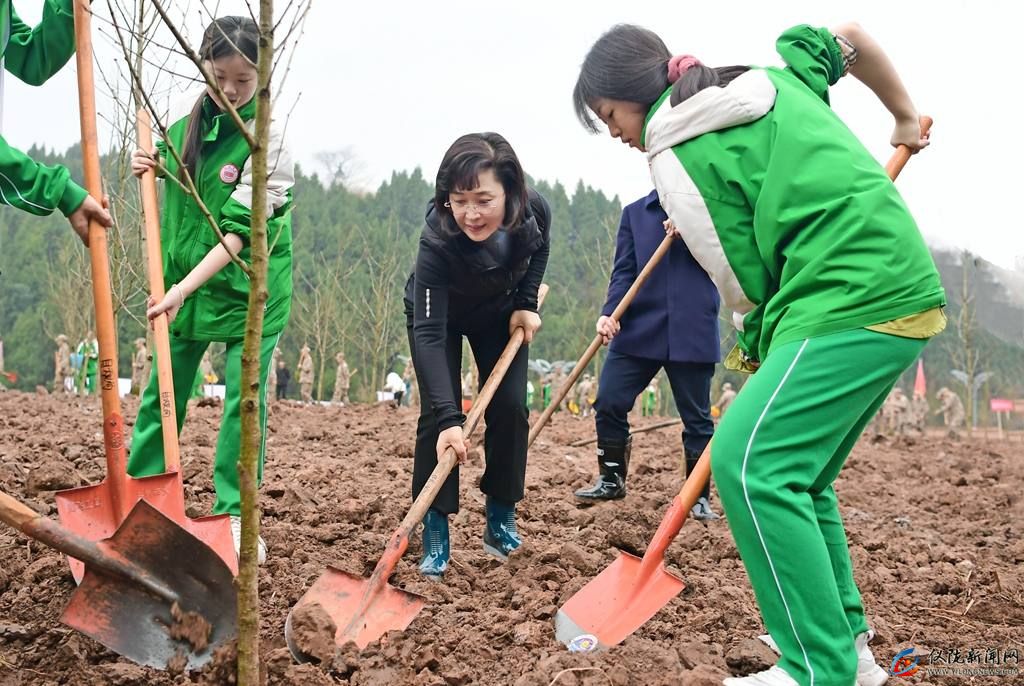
[{"xmin": 220, "ymin": 163, "xmax": 240, "ymax": 184}]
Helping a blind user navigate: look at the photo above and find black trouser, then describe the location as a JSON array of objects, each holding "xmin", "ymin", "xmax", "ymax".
[
  {"xmin": 408, "ymin": 312, "xmax": 529, "ymax": 515},
  {"xmin": 595, "ymin": 347, "xmax": 715, "ymax": 459},
  {"xmin": 276, "ymin": 382, "xmax": 288, "ymax": 400}
]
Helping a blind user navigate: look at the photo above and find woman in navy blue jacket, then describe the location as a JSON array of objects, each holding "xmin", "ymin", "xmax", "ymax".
[{"xmin": 576, "ymin": 190, "xmax": 722, "ymax": 520}]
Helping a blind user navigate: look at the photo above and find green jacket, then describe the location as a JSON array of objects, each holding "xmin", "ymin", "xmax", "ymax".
[
  {"xmin": 159, "ymin": 91, "xmax": 294, "ymax": 341},
  {"xmin": 0, "ymin": 0, "xmax": 87, "ymax": 216},
  {"xmin": 643, "ymin": 25, "xmax": 945, "ymax": 364}
]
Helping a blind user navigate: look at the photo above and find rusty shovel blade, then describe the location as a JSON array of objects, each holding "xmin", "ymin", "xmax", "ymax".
[{"xmin": 60, "ymin": 500, "xmax": 237, "ymax": 670}]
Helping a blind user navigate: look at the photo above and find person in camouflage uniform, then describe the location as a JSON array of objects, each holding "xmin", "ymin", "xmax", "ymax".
[
  {"xmin": 298, "ymin": 344, "xmax": 314, "ymax": 403},
  {"xmin": 910, "ymin": 390, "xmax": 928, "ymax": 434},
  {"xmin": 714, "ymin": 382, "xmax": 737, "ymax": 419},
  {"xmin": 54, "ymin": 334, "xmax": 72, "ymax": 393},
  {"xmin": 266, "ymin": 347, "xmax": 279, "ymax": 401},
  {"xmin": 935, "ymin": 387, "xmax": 965, "ymax": 439},
  {"xmin": 889, "ymin": 387, "xmax": 911, "ymax": 435},
  {"xmin": 132, "ymin": 337, "xmax": 150, "ymax": 395},
  {"xmin": 402, "ymin": 357, "xmax": 418, "ymax": 407},
  {"xmin": 576, "ymin": 373, "xmax": 596, "ymax": 418},
  {"xmin": 332, "ymin": 351, "xmax": 350, "ymax": 404}
]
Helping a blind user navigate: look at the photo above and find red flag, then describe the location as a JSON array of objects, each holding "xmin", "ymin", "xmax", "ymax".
[{"xmin": 913, "ymin": 359, "xmax": 926, "ymax": 397}]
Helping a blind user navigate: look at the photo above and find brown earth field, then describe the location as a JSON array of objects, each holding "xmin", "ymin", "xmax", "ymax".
[{"xmin": 1, "ymin": 391, "xmax": 1022, "ymax": 685}]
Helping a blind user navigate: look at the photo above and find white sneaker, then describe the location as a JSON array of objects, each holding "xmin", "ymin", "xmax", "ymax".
[
  {"xmin": 757, "ymin": 631, "xmax": 888, "ymax": 686},
  {"xmin": 854, "ymin": 630, "xmax": 889, "ymax": 686},
  {"xmin": 229, "ymin": 515, "xmax": 267, "ymax": 565},
  {"xmin": 723, "ymin": 665, "xmax": 799, "ymax": 686}
]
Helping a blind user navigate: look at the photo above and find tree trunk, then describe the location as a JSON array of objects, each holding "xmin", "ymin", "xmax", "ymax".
[{"xmin": 237, "ymin": 1, "xmax": 274, "ymax": 682}]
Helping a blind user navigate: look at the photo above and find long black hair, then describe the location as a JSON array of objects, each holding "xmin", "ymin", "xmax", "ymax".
[
  {"xmin": 573, "ymin": 24, "xmax": 749, "ymax": 133},
  {"xmin": 433, "ymin": 132, "xmax": 529, "ymax": 237},
  {"xmin": 179, "ymin": 16, "xmax": 259, "ymax": 183}
]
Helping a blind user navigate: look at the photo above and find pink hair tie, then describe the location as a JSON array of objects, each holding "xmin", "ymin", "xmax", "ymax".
[{"xmin": 667, "ymin": 54, "xmax": 702, "ymax": 83}]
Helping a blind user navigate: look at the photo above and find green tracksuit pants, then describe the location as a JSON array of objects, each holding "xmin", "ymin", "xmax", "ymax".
[
  {"xmin": 128, "ymin": 333, "xmax": 280, "ymax": 516},
  {"xmin": 712, "ymin": 328, "xmax": 927, "ymax": 686}
]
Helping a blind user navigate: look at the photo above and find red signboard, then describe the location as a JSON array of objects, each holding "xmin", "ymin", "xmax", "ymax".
[{"xmin": 990, "ymin": 398, "xmax": 1014, "ymax": 412}]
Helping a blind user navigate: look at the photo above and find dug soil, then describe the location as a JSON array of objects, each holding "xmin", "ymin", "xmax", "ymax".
[{"xmin": 1, "ymin": 391, "xmax": 1021, "ymax": 685}]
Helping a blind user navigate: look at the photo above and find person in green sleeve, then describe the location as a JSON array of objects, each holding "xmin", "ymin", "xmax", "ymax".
[
  {"xmin": 0, "ymin": 0, "xmax": 111, "ymax": 240},
  {"xmin": 574, "ymin": 21, "xmax": 944, "ymax": 686},
  {"xmin": 75, "ymin": 330, "xmax": 97, "ymax": 395},
  {"xmin": 127, "ymin": 16, "xmax": 294, "ymax": 566}
]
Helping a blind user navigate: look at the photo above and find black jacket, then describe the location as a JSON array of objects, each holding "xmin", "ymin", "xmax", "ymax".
[{"xmin": 405, "ymin": 188, "xmax": 552, "ymax": 430}]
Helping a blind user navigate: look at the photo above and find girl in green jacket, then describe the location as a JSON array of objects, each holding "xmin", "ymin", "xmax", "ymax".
[
  {"xmin": 128, "ymin": 16, "xmax": 294, "ymax": 566},
  {"xmin": 574, "ymin": 22, "xmax": 944, "ymax": 686}
]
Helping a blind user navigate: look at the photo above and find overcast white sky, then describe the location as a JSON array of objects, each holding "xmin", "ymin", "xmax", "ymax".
[{"xmin": 5, "ymin": 0, "xmax": 1023, "ymax": 270}]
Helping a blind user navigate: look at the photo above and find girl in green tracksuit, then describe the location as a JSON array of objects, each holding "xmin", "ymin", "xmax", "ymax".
[
  {"xmin": 128, "ymin": 16, "xmax": 294, "ymax": 565},
  {"xmin": 575, "ymin": 22, "xmax": 944, "ymax": 686}
]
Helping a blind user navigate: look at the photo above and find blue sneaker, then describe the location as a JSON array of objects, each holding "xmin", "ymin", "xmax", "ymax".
[
  {"xmin": 418, "ymin": 508, "xmax": 449, "ymax": 579},
  {"xmin": 483, "ymin": 497, "xmax": 521, "ymax": 560}
]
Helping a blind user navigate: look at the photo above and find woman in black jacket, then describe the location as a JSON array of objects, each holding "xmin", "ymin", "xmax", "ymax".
[{"xmin": 404, "ymin": 132, "xmax": 551, "ymax": 579}]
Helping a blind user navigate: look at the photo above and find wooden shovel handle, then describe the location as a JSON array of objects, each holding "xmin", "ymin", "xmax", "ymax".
[
  {"xmin": 527, "ymin": 234, "xmax": 675, "ymax": 447},
  {"xmin": 0, "ymin": 490, "xmax": 106, "ymax": 565},
  {"xmin": 137, "ymin": 110, "xmax": 181, "ymax": 472},
  {"xmin": 0, "ymin": 490, "xmax": 174, "ymax": 600},
  {"xmin": 74, "ymin": 0, "xmax": 130, "ymax": 518},
  {"xmin": 885, "ymin": 115, "xmax": 933, "ymax": 180}
]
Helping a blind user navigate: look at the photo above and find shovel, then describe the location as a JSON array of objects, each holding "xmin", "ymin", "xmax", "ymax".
[
  {"xmin": 527, "ymin": 233, "xmax": 677, "ymax": 447},
  {"xmin": 135, "ymin": 108, "xmax": 237, "ymax": 575},
  {"xmin": 553, "ymin": 118, "xmax": 934, "ymax": 652},
  {"xmin": 1, "ymin": 489, "xmax": 236, "ymax": 669},
  {"xmin": 55, "ymin": 0, "xmax": 186, "ymax": 583},
  {"xmin": 285, "ymin": 285, "xmax": 549, "ymax": 657}
]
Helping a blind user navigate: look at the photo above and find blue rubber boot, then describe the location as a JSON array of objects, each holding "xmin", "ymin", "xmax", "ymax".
[
  {"xmin": 483, "ymin": 496, "xmax": 521, "ymax": 560},
  {"xmin": 418, "ymin": 508, "xmax": 449, "ymax": 579}
]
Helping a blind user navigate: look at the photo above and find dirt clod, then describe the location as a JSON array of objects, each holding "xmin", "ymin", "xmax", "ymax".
[
  {"xmin": 288, "ymin": 602, "xmax": 337, "ymax": 664},
  {"xmin": 169, "ymin": 602, "xmax": 213, "ymax": 653}
]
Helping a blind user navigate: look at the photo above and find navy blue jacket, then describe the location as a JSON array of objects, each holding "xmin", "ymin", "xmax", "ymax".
[{"xmin": 601, "ymin": 190, "xmax": 721, "ymax": 363}]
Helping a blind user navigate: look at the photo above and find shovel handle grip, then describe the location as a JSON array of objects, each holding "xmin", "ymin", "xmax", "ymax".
[
  {"xmin": 885, "ymin": 115, "xmax": 932, "ymax": 180},
  {"xmin": 528, "ymin": 234, "xmax": 675, "ymax": 446},
  {"xmin": 137, "ymin": 109, "xmax": 182, "ymax": 472}
]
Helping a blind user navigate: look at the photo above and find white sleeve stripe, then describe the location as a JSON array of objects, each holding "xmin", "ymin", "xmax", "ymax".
[{"xmin": 0, "ymin": 170, "xmax": 57, "ymax": 212}]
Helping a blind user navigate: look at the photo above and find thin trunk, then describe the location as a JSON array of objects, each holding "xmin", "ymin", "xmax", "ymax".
[{"xmin": 237, "ymin": 1, "xmax": 274, "ymax": 682}]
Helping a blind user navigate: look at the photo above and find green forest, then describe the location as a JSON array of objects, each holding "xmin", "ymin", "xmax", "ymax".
[{"xmin": 1, "ymin": 145, "xmax": 1022, "ymax": 427}]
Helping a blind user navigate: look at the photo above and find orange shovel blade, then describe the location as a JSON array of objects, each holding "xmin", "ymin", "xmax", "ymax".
[
  {"xmin": 285, "ymin": 566, "xmax": 426, "ymax": 656},
  {"xmin": 183, "ymin": 514, "xmax": 237, "ymax": 576},
  {"xmin": 56, "ymin": 472, "xmax": 184, "ymax": 583},
  {"xmin": 554, "ymin": 551, "xmax": 685, "ymax": 651},
  {"xmin": 55, "ymin": 474, "xmax": 237, "ymax": 582}
]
